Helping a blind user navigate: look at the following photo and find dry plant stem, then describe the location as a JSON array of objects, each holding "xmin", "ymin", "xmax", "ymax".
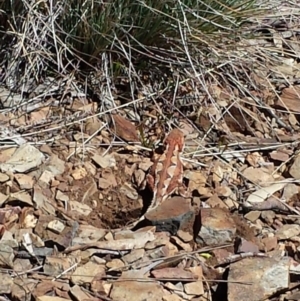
[{"xmin": 67, "ymin": 122, "xmax": 107, "ymax": 160}]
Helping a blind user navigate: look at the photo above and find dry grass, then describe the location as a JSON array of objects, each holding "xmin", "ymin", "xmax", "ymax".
[{"xmin": 0, "ymin": 0, "xmax": 299, "ymax": 153}]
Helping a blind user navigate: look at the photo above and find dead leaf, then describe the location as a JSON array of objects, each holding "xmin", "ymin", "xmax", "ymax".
[
  {"xmin": 84, "ymin": 116, "xmax": 103, "ymax": 135},
  {"xmin": 276, "ymin": 86, "xmax": 300, "ymax": 112},
  {"xmin": 112, "ymin": 114, "xmax": 139, "ymax": 142}
]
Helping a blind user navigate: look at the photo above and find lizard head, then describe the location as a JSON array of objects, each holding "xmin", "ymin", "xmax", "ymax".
[{"xmin": 164, "ymin": 129, "xmax": 185, "ymax": 151}]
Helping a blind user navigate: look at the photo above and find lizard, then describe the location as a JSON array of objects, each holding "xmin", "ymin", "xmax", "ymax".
[{"xmin": 124, "ymin": 128, "xmax": 187, "ymax": 229}]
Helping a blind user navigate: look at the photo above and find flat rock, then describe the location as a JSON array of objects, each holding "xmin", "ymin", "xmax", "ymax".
[
  {"xmin": 47, "ymin": 220, "xmax": 65, "ymax": 234},
  {"xmin": 110, "ymin": 281, "xmax": 165, "ymax": 301},
  {"xmin": 69, "ymin": 284, "xmax": 92, "ymax": 301},
  {"xmin": 261, "ymin": 210, "xmax": 276, "ymax": 225},
  {"xmin": 206, "ymin": 194, "xmax": 227, "ymax": 209},
  {"xmin": 0, "ymin": 243, "xmax": 14, "ymax": 268},
  {"xmin": 177, "ymin": 230, "xmax": 193, "ymax": 243},
  {"xmin": 122, "ymin": 248, "xmax": 145, "ymax": 264},
  {"xmin": 162, "ymin": 295, "xmax": 183, "ymax": 301},
  {"xmin": 0, "ymin": 144, "xmax": 45, "ymax": 173},
  {"xmin": 106, "ymin": 258, "xmax": 125, "ymax": 269},
  {"xmin": 72, "ymin": 224, "xmax": 106, "ymax": 244},
  {"xmin": 184, "ymin": 281, "xmax": 204, "ymax": 296},
  {"xmin": 98, "ymin": 178, "xmax": 112, "ymax": 189},
  {"xmin": 71, "ymin": 261, "xmax": 106, "ymax": 285},
  {"xmin": 92, "ymin": 154, "xmax": 116, "ymax": 168},
  {"xmin": 196, "ymin": 208, "xmax": 236, "ymax": 245},
  {"xmin": 227, "ymin": 257, "xmax": 289, "ymax": 301},
  {"xmin": 289, "ymin": 155, "xmax": 300, "ymax": 179},
  {"xmin": 261, "ymin": 236, "xmax": 278, "ymax": 252},
  {"xmin": 242, "ymin": 167, "xmax": 274, "ymax": 185},
  {"xmin": 12, "ymin": 278, "xmax": 38, "ymax": 301},
  {"xmin": 39, "ymin": 170, "xmax": 54, "ymax": 185},
  {"xmin": 282, "ymin": 183, "xmax": 299, "ymax": 201},
  {"xmin": 244, "ymin": 211, "xmax": 261, "ymax": 222},
  {"xmin": 69, "ymin": 200, "xmax": 92, "ymax": 216},
  {"xmin": 236, "ymin": 238, "xmax": 259, "ymax": 254},
  {"xmin": 0, "ymin": 272, "xmax": 13, "ymax": 294},
  {"xmin": 144, "ymin": 197, "xmax": 194, "ymax": 235},
  {"xmin": 0, "ymin": 173, "xmax": 9, "ymax": 182},
  {"xmin": 37, "ymin": 297, "xmax": 70, "ymax": 301},
  {"xmin": 151, "ymin": 267, "xmax": 196, "ymax": 280},
  {"xmin": 120, "ymin": 183, "xmax": 138, "ymax": 200},
  {"xmin": 276, "ymin": 224, "xmax": 300, "ymax": 240},
  {"xmin": 186, "ymin": 171, "xmax": 206, "ymax": 193}
]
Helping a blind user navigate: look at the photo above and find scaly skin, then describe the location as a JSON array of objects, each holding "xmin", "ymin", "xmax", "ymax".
[{"xmin": 127, "ymin": 129, "xmax": 186, "ymax": 228}]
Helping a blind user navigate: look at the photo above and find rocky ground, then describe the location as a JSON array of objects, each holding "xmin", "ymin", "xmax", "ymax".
[
  {"xmin": 1, "ymin": 6, "xmax": 300, "ymax": 301},
  {"xmin": 1, "ymin": 98, "xmax": 300, "ymax": 301}
]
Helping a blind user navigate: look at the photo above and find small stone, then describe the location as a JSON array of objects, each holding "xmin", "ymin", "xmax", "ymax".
[
  {"xmin": 106, "ymin": 259, "xmax": 125, "ymax": 270},
  {"xmin": 71, "ymin": 261, "xmax": 106, "ymax": 285},
  {"xmin": 197, "ymin": 186, "xmax": 213, "ymax": 197},
  {"xmin": 71, "ymin": 167, "xmax": 87, "ymax": 180},
  {"xmin": 102, "ymin": 170, "xmax": 118, "ymax": 187},
  {"xmin": 276, "ymin": 224, "xmax": 300, "ymax": 240},
  {"xmin": 84, "ymin": 161, "xmax": 97, "ymax": 176},
  {"xmin": 45, "ymin": 154, "xmax": 65, "ymax": 176},
  {"xmin": 215, "ymin": 186, "xmax": 232, "ymax": 197},
  {"xmin": 186, "ymin": 171, "xmax": 206, "ymax": 193},
  {"xmin": 51, "ymin": 179, "xmax": 60, "ymax": 187},
  {"xmin": 148, "ymin": 245, "xmax": 170, "ymax": 260},
  {"xmin": 0, "ymin": 173, "xmax": 9, "ymax": 182},
  {"xmin": 270, "ymin": 150, "xmax": 289, "ymax": 162},
  {"xmin": 212, "ymin": 164, "xmax": 224, "ymax": 183},
  {"xmin": 261, "ymin": 236, "xmax": 278, "ymax": 252},
  {"xmin": 69, "ymin": 284, "xmax": 92, "ymax": 301},
  {"xmin": 0, "ymin": 192, "xmax": 9, "ymax": 206},
  {"xmin": 98, "ymin": 178, "xmax": 112, "ymax": 189},
  {"xmin": 290, "ymin": 155, "xmax": 300, "ymax": 179},
  {"xmin": 0, "ymin": 272, "xmax": 13, "ymax": 294},
  {"xmin": 92, "ymin": 154, "xmax": 116, "ymax": 168},
  {"xmin": 133, "ymin": 169, "xmax": 146, "ymax": 188},
  {"xmin": 196, "ymin": 208, "xmax": 236, "ymax": 245},
  {"xmin": 282, "ymin": 183, "xmax": 299, "ymax": 201},
  {"xmin": 69, "ymin": 200, "xmax": 92, "ymax": 216},
  {"xmin": 236, "ymin": 238, "xmax": 259, "ymax": 254},
  {"xmin": 56, "ymin": 190, "xmax": 69, "ymax": 202},
  {"xmin": 206, "ymin": 195, "xmax": 227, "ymax": 209},
  {"xmin": 39, "ymin": 170, "xmax": 54, "ymax": 185},
  {"xmin": 177, "ymin": 230, "xmax": 193, "ymax": 243},
  {"xmin": 0, "ymin": 243, "xmax": 14, "ymax": 268},
  {"xmin": 228, "ymin": 257, "xmax": 289, "ymax": 301},
  {"xmin": 12, "ymin": 278, "xmax": 38, "ymax": 300},
  {"xmin": 110, "ymin": 281, "xmax": 165, "ymax": 301},
  {"xmin": 122, "ymin": 249, "xmax": 145, "ymax": 264},
  {"xmin": 162, "ymin": 294, "xmax": 183, "ymax": 301},
  {"xmin": 145, "ymin": 197, "xmax": 194, "ymax": 235},
  {"xmin": 244, "ymin": 211, "xmax": 261, "ymax": 222},
  {"xmin": 170, "ymin": 236, "xmax": 192, "ymax": 252},
  {"xmin": 261, "ymin": 211, "xmax": 276, "ymax": 225},
  {"xmin": 184, "ymin": 281, "xmax": 204, "ymax": 296},
  {"xmin": 0, "ymin": 144, "xmax": 45, "ymax": 173},
  {"xmin": 120, "ymin": 183, "xmax": 138, "ymax": 200},
  {"xmin": 151, "ymin": 267, "xmax": 196, "ymax": 280},
  {"xmin": 138, "ymin": 160, "xmax": 153, "ymax": 172},
  {"xmin": 242, "ymin": 167, "xmax": 274, "ymax": 185},
  {"xmin": 47, "ymin": 220, "xmax": 65, "ymax": 234}
]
